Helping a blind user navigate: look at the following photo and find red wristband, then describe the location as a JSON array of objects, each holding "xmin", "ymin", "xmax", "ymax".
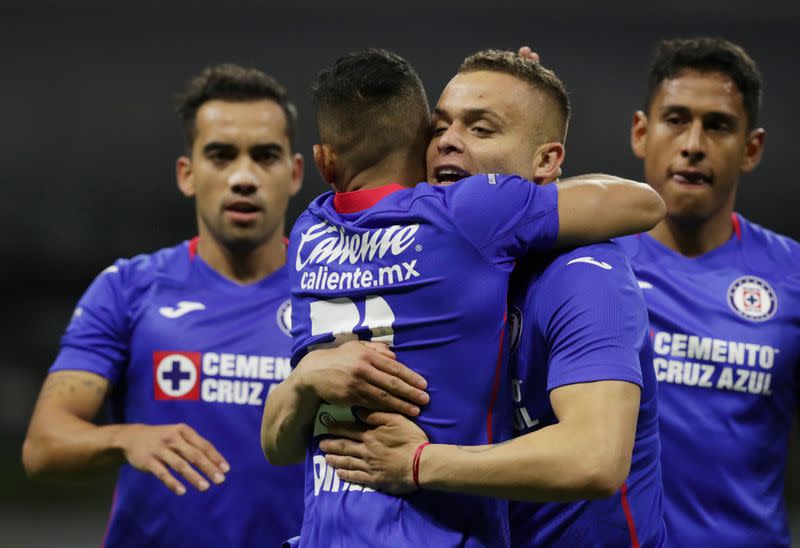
[{"xmin": 412, "ymin": 441, "xmax": 431, "ymax": 488}]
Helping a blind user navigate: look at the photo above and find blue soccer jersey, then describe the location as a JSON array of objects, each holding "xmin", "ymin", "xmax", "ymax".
[
  {"xmin": 507, "ymin": 242, "xmax": 666, "ymax": 548},
  {"xmin": 50, "ymin": 239, "xmax": 304, "ymax": 548},
  {"xmin": 616, "ymin": 214, "xmax": 800, "ymax": 548},
  {"xmin": 289, "ymin": 176, "xmax": 559, "ymax": 547}
]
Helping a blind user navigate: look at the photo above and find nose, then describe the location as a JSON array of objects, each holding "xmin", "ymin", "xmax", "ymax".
[
  {"xmin": 228, "ymin": 159, "xmax": 259, "ymax": 195},
  {"xmin": 436, "ymin": 126, "xmax": 465, "ymax": 155},
  {"xmin": 680, "ymin": 119, "xmax": 706, "ymax": 163}
]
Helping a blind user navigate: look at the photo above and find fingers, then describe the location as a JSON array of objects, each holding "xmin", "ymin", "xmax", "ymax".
[
  {"xmin": 324, "ymin": 453, "xmax": 369, "ymax": 473},
  {"xmin": 172, "ymin": 437, "xmax": 226, "ymax": 485},
  {"xmin": 178, "ymin": 425, "xmax": 230, "ymax": 476},
  {"xmin": 360, "ymin": 341, "xmax": 396, "ymax": 359},
  {"xmin": 370, "ymin": 353, "xmax": 427, "ymax": 391},
  {"xmin": 354, "ymin": 409, "xmax": 396, "ymax": 427},
  {"xmin": 148, "ymin": 457, "xmax": 187, "ymax": 495},
  {"xmin": 320, "ymin": 438, "xmax": 367, "ymax": 460},
  {"xmin": 334, "ymin": 467, "xmax": 375, "ymax": 487},
  {"xmin": 354, "ymin": 354, "xmax": 428, "ymax": 414},
  {"xmin": 518, "ymin": 46, "xmax": 540, "ymax": 62},
  {"xmin": 352, "ymin": 340, "xmax": 427, "ymax": 392},
  {"xmin": 360, "ymin": 384, "xmax": 422, "ymax": 416},
  {"xmin": 158, "ymin": 447, "xmax": 211, "ymax": 492}
]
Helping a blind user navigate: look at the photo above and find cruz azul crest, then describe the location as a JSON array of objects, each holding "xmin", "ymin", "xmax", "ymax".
[{"xmin": 727, "ymin": 276, "xmax": 778, "ymax": 322}]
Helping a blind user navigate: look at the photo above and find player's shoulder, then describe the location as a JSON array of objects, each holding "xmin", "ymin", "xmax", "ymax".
[
  {"xmin": 541, "ymin": 241, "xmax": 633, "ymax": 284},
  {"xmin": 433, "ymin": 173, "xmax": 526, "ymax": 196},
  {"xmin": 612, "ymin": 233, "xmax": 646, "ymax": 259},
  {"xmin": 738, "ymin": 214, "xmax": 800, "ymax": 269},
  {"xmin": 96, "ymin": 241, "xmax": 192, "ymax": 289},
  {"xmin": 551, "ymin": 241, "xmax": 630, "ymax": 267},
  {"xmin": 528, "ymin": 242, "xmax": 635, "ymax": 304}
]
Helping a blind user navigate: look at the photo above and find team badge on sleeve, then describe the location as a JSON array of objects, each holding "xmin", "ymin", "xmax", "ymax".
[
  {"xmin": 727, "ymin": 276, "xmax": 778, "ymax": 322},
  {"xmin": 153, "ymin": 351, "xmax": 201, "ymax": 400},
  {"xmin": 277, "ymin": 299, "xmax": 292, "ymax": 336}
]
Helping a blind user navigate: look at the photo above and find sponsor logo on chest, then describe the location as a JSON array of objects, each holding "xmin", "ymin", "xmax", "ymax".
[
  {"xmin": 153, "ymin": 351, "xmax": 291, "ymax": 406},
  {"xmin": 651, "ymin": 330, "xmax": 781, "ymax": 397}
]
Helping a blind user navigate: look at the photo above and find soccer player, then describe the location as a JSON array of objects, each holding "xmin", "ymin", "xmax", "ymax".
[
  {"xmin": 22, "ymin": 64, "xmax": 311, "ymax": 547},
  {"xmin": 616, "ymin": 37, "xmax": 800, "ymax": 547},
  {"xmin": 262, "ymin": 49, "xmax": 664, "ymax": 547},
  {"xmin": 319, "ymin": 50, "xmax": 666, "ymax": 547}
]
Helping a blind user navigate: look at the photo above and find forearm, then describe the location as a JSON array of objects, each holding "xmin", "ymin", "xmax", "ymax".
[
  {"xmin": 22, "ymin": 415, "xmax": 127, "ymax": 479},
  {"xmin": 556, "ymin": 176, "xmax": 665, "ymax": 245},
  {"xmin": 418, "ymin": 422, "xmax": 628, "ymax": 502},
  {"xmin": 261, "ymin": 373, "xmax": 321, "ymax": 465}
]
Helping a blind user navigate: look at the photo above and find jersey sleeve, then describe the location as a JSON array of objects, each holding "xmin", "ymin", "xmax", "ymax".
[
  {"xmin": 442, "ymin": 174, "xmax": 559, "ymax": 269},
  {"xmin": 535, "ymin": 245, "xmax": 646, "ymax": 391},
  {"xmin": 287, "ymin": 212, "xmax": 318, "ymax": 367},
  {"xmin": 49, "ymin": 263, "xmax": 130, "ymax": 384}
]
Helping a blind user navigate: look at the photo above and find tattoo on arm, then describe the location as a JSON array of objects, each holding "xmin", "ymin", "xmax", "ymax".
[{"xmin": 39, "ymin": 373, "xmax": 107, "ymax": 403}]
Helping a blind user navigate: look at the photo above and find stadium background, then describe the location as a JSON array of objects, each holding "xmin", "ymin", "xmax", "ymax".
[{"xmin": 2, "ymin": 1, "xmax": 797, "ymax": 544}]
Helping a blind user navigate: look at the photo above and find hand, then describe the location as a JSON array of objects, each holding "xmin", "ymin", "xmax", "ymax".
[
  {"xmin": 115, "ymin": 423, "xmax": 230, "ymax": 495},
  {"xmin": 319, "ymin": 409, "xmax": 429, "ymax": 495},
  {"xmin": 518, "ymin": 46, "xmax": 540, "ymax": 62},
  {"xmin": 295, "ymin": 341, "xmax": 429, "ymax": 416}
]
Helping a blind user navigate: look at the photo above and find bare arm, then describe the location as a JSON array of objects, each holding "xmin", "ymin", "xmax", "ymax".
[
  {"xmin": 554, "ymin": 175, "xmax": 665, "ymax": 246},
  {"xmin": 322, "ymin": 380, "xmax": 639, "ymax": 501},
  {"xmin": 23, "ymin": 371, "xmax": 121, "ymax": 475},
  {"xmin": 261, "ymin": 341, "xmax": 428, "ymax": 466},
  {"xmin": 261, "ymin": 364, "xmax": 322, "ymax": 466},
  {"xmin": 22, "ymin": 370, "xmax": 229, "ymax": 495}
]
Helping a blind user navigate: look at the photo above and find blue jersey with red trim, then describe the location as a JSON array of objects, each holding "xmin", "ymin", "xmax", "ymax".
[
  {"xmin": 50, "ymin": 239, "xmax": 304, "ymax": 548},
  {"xmin": 288, "ymin": 176, "xmax": 559, "ymax": 547},
  {"xmin": 616, "ymin": 215, "xmax": 800, "ymax": 548},
  {"xmin": 508, "ymin": 242, "xmax": 665, "ymax": 548}
]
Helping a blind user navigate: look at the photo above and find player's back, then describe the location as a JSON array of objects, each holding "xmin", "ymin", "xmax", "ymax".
[
  {"xmin": 289, "ymin": 176, "xmax": 559, "ymax": 547},
  {"xmin": 616, "ymin": 214, "xmax": 800, "ymax": 547}
]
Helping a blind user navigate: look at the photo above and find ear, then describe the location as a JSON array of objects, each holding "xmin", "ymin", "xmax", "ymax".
[
  {"xmin": 631, "ymin": 110, "xmax": 648, "ymax": 160},
  {"xmin": 531, "ymin": 142, "xmax": 565, "ymax": 184},
  {"xmin": 289, "ymin": 152, "xmax": 304, "ymax": 197},
  {"xmin": 740, "ymin": 128, "xmax": 765, "ymax": 174},
  {"xmin": 313, "ymin": 144, "xmax": 338, "ymax": 186},
  {"xmin": 176, "ymin": 156, "xmax": 195, "ymax": 197}
]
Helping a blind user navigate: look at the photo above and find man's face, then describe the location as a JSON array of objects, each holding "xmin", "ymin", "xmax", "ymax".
[
  {"xmin": 179, "ymin": 99, "xmax": 302, "ymax": 250},
  {"xmin": 426, "ymin": 71, "xmax": 544, "ymax": 184},
  {"xmin": 631, "ymin": 70, "xmax": 764, "ymax": 224}
]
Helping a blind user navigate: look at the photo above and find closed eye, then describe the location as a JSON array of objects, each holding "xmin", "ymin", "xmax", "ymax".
[{"xmin": 471, "ymin": 126, "xmax": 493, "ymax": 136}]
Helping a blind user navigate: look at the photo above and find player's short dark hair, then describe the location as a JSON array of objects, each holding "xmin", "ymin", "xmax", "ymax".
[
  {"xmin": 312, "ymin": 48, "xmax": 430, "ymax": 173},
  {"xmin": 176, "ymin": 63, "xmax": 297, "ymax": 151},
  {"xmin": 459, "ymin": 49, "xmax": 571, "ymax": 141},
  {"xmin": 645, "ymin": 37, "xmax": 762, "ymax": 129}
]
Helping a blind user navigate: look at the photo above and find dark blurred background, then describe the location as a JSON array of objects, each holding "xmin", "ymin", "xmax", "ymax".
[{"xmin": 2, "ymin": 1, "xmax": 798, "ymax": 545}]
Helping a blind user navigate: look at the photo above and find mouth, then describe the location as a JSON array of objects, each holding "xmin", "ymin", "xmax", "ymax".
[
  {"xmin": 432, "ymin": 165, "xmax": 472, "ymax": 185},
  {"xmin": 669, "ymin": 169, "xmax": 712, "ymax": 187},
  {"xmin": 223, "ymin": 201, "xmax": 262, "ymax": 224}
]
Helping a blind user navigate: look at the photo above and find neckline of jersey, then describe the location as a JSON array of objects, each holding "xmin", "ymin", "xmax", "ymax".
[
  {"xmin": 333, "ymin": 183, "xmax": 407, "ymax": 213},
  {"xmin": 638, "ymin": 213, "xmax": 743, "ymax": 265},
  {"xmin": 186, "ymin": 237, "xmax": 288, "ymax": 292}
]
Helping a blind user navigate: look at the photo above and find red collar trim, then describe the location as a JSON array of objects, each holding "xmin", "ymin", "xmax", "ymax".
[
  {"xmin": 333, "ymin": 184, "xmax": 406, "ymax": 213},
  {"xmin": 188, "ymin": 236, "xmax": 200, "ymax": 260},
  {"xmin": 731, "ymin": 212, "xmax": 742, "ymax": 241}
]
